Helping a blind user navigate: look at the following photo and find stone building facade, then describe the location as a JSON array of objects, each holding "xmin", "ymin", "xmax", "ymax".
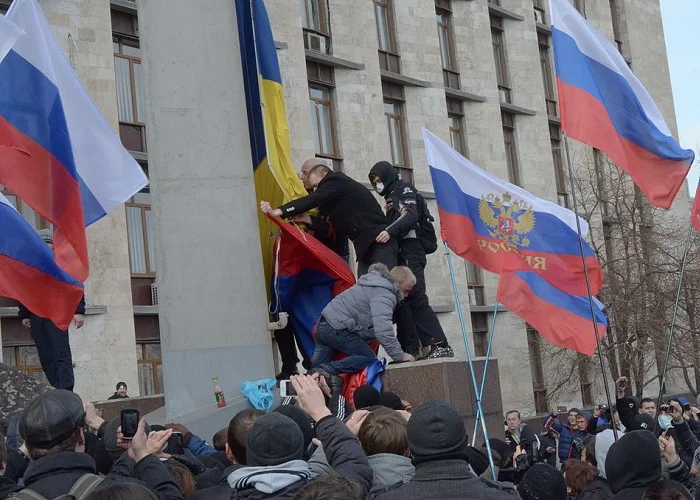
[{"xmin": 0, "ymin": 0, "xmax": 689, "ymax": 416}]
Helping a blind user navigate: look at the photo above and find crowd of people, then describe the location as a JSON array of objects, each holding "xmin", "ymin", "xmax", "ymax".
[{"xmin": 3, "ymin": 371, "xmax": 700, "ymax": 499}]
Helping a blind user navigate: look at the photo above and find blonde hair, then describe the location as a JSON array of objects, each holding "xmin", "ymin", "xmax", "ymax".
[{"xmin": 389, "ymin": 266, "xmax": 416, "ymax": 287}]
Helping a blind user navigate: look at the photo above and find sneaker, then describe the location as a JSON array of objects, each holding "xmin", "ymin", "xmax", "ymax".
[
  {"xmin": 309, "ymin": 367, "xmax": 344, "ymax": 395},
  {"xmin": 426, "ymin": 345, "xmax": 455, "ymax": 359},
  {"xmin": 275, "ymin": 369, "xmax": 299, "ymax": 381}
]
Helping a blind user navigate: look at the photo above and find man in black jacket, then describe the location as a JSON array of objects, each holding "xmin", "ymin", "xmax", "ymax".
[
  {"xmin": 18, "ymin": 230, "xmax": 84, "ymax": 392},
  {"xmin": 368, "ymin": 161, "xmax": 453, "ymax": 359},
  {"xmin": 261, "ymin": 164, "xmax": 397, "ymax": 275},
  {"xmin": 3, "ymin": 390, "xmax": 182, "ymax": 500}
]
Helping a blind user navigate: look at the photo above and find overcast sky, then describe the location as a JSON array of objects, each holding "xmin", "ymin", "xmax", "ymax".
[{"xmin": 660, "ymin": 0, "xmax": 700, "ymax": 196}]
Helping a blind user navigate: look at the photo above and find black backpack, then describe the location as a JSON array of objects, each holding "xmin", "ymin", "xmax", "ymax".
[
  {"xmin": 9, "ymin": 474, "xmax": 104, "ymax": 500},
  {"xmin": 415, "ymin": 192, "xmax": 438, "ymax": 254}
]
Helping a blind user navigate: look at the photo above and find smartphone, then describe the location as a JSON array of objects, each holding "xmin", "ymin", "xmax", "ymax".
[
  {"xmin": 279, "ymin": 380, "xmax": 297, "ymax": 397},
  {"xmin": 121, "ymin": 409, "xmax": 139, "ymax": 439},
  {"xmin": 167, "ymin": 432, "xmax": 184, "ymax": 455},
  {"xmin": 556, "ymin": 405, "xmax": 568, "ymax": 414}
]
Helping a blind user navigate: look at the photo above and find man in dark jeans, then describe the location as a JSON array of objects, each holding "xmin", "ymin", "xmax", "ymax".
[{"xmin": 18, "ymin": 230, "xmax": 85, "ymax": 392}]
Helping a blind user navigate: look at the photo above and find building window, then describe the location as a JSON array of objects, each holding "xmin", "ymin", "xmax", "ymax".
[
  {"xmin": 533, "ymin": 0, "xmax": 546, "ymax": 24},
  {"xmin": 491, "ymin": 16, "xmax": 511, "ymax": 104},
  {"xmin": 307, "ymin": 62, "xmax": 339, "ymax": 162},
  {"xmin": 539, "ymin": 33, "xmax": 557, "ymax": 117},
  {"xmin": 0, "ymin": 186, "xmax": 51, "ymax": 230},
  {"xmin": 112, "ymin": 10, "xmax": 146, "ymax": 153},
  {"xmin": 447, "ymin": 98, "xmax": 467, "ymax": 157},
  {"xmin": 501, "ymin": 112, "xmax": 521, "ymax": 186},
  {"xmin": 374, "ymin": 0, "xmax": 400, "ymax": 72},
  {"xmin": 2, "ymin": 345, "xmax": 47, "ymax": 385},
  {"xmin": 471, "ymin": 312, "xmax": 488, "ymax": 357},
  {"xmin": 126, "ymin": 189, "xmax": 155, "ymax": 276},
  {"xmin": 609, "ymin": 0, "xmax": 624, "ymax": 53},
  {"xmin": 136, "ymin": 341, "xmax": 162, "ymax": 395},
  {"xmin": 301, "ymin": 0, "xmax": 330, "ymax": 54},
  {"xmin": 383, "ymin": 82, "xmax": 410, "ymax": 180},
  {"xmin": 436, "ymin": 0, "xmax": 459, "ymax": 89},
  {"xmin": 550, "ymin": 124, "xmax": 569, "ymax": 208},
  {"xmin": 574, "ymin": 0, "xmax": 587, "ymax": 17},
  {"xmin": 527, "ymin": 326, "xmax": 548, "ymax": 413},
  {"xmin": 466, "ymin": 261, "xmax": 485, "ymax": 306}
]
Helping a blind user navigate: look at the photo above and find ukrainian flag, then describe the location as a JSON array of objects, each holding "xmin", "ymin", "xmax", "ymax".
[{"xmin": 236, "ymin": 0, "xmax": 308, "ymax": 297}]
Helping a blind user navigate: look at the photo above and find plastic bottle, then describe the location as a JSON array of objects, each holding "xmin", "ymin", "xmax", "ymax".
[{"xmin": 212, "ymin": 376, "xmax": 226, "ymax": 408}]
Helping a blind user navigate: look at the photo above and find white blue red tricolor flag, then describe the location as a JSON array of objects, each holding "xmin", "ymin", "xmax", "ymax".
[
  {"xmin": 423, "ymin": 129, "xmax": 601, "ymax": 297},
  {"xmin": 0, "ymin": 0, "xmax": 148, "ymax": 284},
  {"xmin": 0, "ymin": 194, "xmax": 84, "ymax": 329},
  {"xmin": 550, "ymin": 0, "xmax": 694, "ymax": 210}
]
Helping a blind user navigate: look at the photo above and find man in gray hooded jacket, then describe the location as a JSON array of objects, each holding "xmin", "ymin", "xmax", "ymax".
[{"xmin": 312, "ymin": 263, "xmax": 416, "ymax": 374}]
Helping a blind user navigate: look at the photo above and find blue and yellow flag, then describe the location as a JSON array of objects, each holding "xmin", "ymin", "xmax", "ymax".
[{"xmin": 236, "ymin": 0, "xmax": 308, "ymax": 298}]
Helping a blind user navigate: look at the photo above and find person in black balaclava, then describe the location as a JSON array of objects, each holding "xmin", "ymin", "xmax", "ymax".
[{"xmin": 368, "ymin": 161, "xmax": 454, "ymax": 360}]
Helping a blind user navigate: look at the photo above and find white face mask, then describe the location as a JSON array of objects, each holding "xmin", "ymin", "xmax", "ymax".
[{"xmin": 373, "ymin": 182, "xmax": 385, "ymax": 195}]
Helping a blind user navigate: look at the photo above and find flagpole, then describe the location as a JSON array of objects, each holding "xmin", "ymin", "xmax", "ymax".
[
  {"xmin": 444, "ymin": 242, "xmax": 497, "ymax": 478},
  {"xmin": 563, "ymin": 135, "xmax": 618, "ymax": 440},
  {"xmin": 654, "ymin": 224, "xmax": 693, "ymax": 432},
  {"xmin": 471, "ymin": 301, "xmax": 500, "ymax": 446}
]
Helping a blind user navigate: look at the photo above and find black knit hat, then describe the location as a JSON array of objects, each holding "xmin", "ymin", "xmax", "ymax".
[
  {"xmin": 20, "ymin": 390, "xmax": 85, "ymax": 449},
  {"xmin": 353, "ymin": 385, "xmax": 380, "ymax": 409},
  {"xmin": 246, "ymin": 412, "xmax": 304, "ymax": 466},
  {"xmin": 518, "ymin": 463, "xmax": 567, "ymax": 500},
  {"xmin": 378, "ymin": 392, "xmax": 404, "ymax": 411},
  {"xmin": 407, "ymin": 400, "xmax": 468, "ymax": 465},
  {"xmin": 273, "ymin": 405, "xmax": 315, "ymax": 456},
  {"xmin": 633, "ymin": 413, "xmax": 654, "ymax": 432}
]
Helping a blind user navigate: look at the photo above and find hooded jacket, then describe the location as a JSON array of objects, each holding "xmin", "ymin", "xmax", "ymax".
[
  {"xmin": 368, "ymin": 453, "xmax": 415, "ymax": 493},
  {"xmin": 368, "ymin": 161, "xmax": 419, "ymax": 240},
  {"xmin": 321, "ymin": 263, "xmax": 405, "ymax": 362},
  {"xmin": 544, "ymin": 413, "xmax": 591, "ymax": 463},
  {"xmin": 278, "ymin": 171, "xmax": 389, "ymax": 260},
  {"xmin": 605, "ymin": 430, "xmax": 661, "ymax": 499}
]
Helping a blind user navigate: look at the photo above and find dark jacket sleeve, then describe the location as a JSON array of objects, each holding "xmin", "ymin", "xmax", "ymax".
[
  {"xmin": 278, "ymin": 179, "xmax": 342, "ymax": 218},
  {"xmin": 133, "ymin": 455, "xmax": 184, "ymax": 500},
  {"xmin": 667, "ymin": 457, "xmax": 700, "ymax": 494},
  {"xmin": 617, "ymin": 397, "xmax": 637, "ymax": 432},
  {"xmin": 75, "ymin": 295, "xmax": 86, "ymax": 315},
  {"xmin": 385, "ymin": 183, "xmax": 419, "ymax": 238},
  {"xmin": 328, "ymin": 393, "xmax": 353, "ymax": 421},
  {"xmin": 17, "ymin": 303, "xmax": 30, "ymax": 320},
  {"xmin": 309, "ymin": 215, "xmax": 331, "ymax": 239},
  {"xmin": 4, "ymin": 450, "xmax": 30, "ymax": 482},
  {"xmin": 673, "ymin": 420, "xmax": 700, "ymax": 459},
  {"xmin": 186, "ymin": 434, "xmax": 216, "ymax": 457},
  {"xmin": 315, "ymin": 415, "xmax": 373, "ymax": 497},
  {"xmin": 687, "ymin": 418, "xmax": 700, "ymax": 439},
  {"xmin": 587, "ymin": 416, "xmax": 599, "ymax": 435}
]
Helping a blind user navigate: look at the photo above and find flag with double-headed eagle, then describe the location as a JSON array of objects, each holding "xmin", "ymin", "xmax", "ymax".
[{"xmin": 422, "ymin": 128, "xmax": 601, "ymax": 298}]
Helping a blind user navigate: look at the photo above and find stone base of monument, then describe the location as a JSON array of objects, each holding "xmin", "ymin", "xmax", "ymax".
[
  {"xmin": 382, "ymin": 358, "xmax": 504, "ymax": 444},
  {"xmin": 0, "ymin": 363, "xmax": 51, "ymax": 431}
]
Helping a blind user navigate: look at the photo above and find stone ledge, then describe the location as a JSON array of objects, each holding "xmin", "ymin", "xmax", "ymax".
[
  {"xmin": 488, "ymin": 3, "xmax": 525, "ymax": 21},
  {"xmin": 133, "ymin": 305, "xmax": 159, "ymax": 315},
  {"xmin": 380, "ymin": 70, "xmax": 431, "ymax": 88},
  {"xmin": 0, "ymin": 305, "xmax": 107, "ymax": 317},
  {"xmin": 445, "ymin": 87, "xmax": 487, "ymax": 103},
  {"xmin": 274, "ymin": 40, "xmax": 288, "ymax": 50},
  {"xmin": 500, "ymin": 101, "xmax": 537, "ymax": 116},
  {"xmin": 536, "ymin": 22, "xmax": 552, "ymax": 35},
  {"xmin": 94, "ymin": 394, "xmax": 165, "ymax": 423},
  {"xmin": 305, "ymin": 51, "xmax": 364, "ymax": 70}
]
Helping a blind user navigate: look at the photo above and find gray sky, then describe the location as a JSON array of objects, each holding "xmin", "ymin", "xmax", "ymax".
[{"xmin": 660, "ymin": 0, "xmax": 700, "ymax": 195}]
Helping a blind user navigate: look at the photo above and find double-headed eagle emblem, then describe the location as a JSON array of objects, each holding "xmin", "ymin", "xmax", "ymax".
[{"xmin": 478, "ymin": 193, "xmax": 536, "ymax": 248}]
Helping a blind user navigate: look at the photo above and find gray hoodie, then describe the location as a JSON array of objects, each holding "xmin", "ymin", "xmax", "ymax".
[
  {"xmin": 368, "ymin": 453, "xmax": 415, "ymax": 492},
  {"xmin": 321, "ymin": 263, "xmax": 404, "ymax": 361}
]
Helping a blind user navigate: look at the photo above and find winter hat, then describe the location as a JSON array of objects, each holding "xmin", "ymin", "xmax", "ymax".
[
  {"xmin": 484, "ymin": 438, "xmax": 511, "ymax": 468},
  {"xmin": 407, "ymin": 400, "xmax": 468, "ymax": 465},
  {"xmin": 518, "ymin": 463, "xmax": 567, "ymax": 500},
  {"xmin": 353, "ymin": 385, "xmax": 380, "ymax": 409},
  {"xmin": 378, "ymin": 392, "xmax": 404, "ymax": 411},
  {"xmin": 465, "ymin": 446, "xmax": 490, "ymax": 476},
  {"xmin": 273, "ymin": 404, "xmax": 315, "ymax": 456},
  {"xmin": 20, "ymin": 390, "xmax": 84, "ymax": 449},
  {"xmin": 605, "ymin": 430, "xmax": 661, "ymax": 494},
  {"xmin": 578, "ymin": 410, "xmax": 592, "ymax": 424},
  {"xmin": 633, "ymin": 413, "xmax": 655, "ymax": 432},
  {"xmin": 246, "ymin": 412, "xmax": 304, "ymax": 466}
]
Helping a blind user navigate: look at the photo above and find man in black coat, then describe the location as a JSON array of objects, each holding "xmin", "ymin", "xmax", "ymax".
[
  {"xmin": 18, "ymin": 230, "xmax": 85, "ymax": 392},
  {"xmin": 3, "ymin": 390, "xmax": 182, "ymax": 500},
  {"xmin": 368, "ymin": 161, "xmax": 453, "ymax": 359},
  {"xmin": 261, "ymin": 164, "xmax": 397, "ymax": 275}
]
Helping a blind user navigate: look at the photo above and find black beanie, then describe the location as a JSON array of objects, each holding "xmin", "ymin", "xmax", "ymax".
[
  {"xmin": 378, "ymin": 392, "xmax": 404, "ymax": 411},
  {"xmin": 605, "ymin": 430, "xmax": 661, "ymax": 493},
  {"xmin": 246, "ymin": 413, "xmax": 304, "ymax": 467},
  {"xmin": 465, "ymin": 446, "xmax": 491, "ymax": 476},
  {"xmin": 632, "ymin": 413, "xmax": 654, "ymax": 432},
  {"xmin": 407, "ymin": 400, "xmax": 468, "ymax": 465},
  {"xmin": 353, "ymin": 385, "xmax": 380, "ymax": 409},
  {"xmin": 518, "ymin": 463, "xmax": 567, "ymax": 500},
  {"xmin": 273, "ymin": 405, "xmax": 315, "ymax": 456}
]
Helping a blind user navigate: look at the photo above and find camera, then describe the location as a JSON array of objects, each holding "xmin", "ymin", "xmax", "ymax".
[
  {"xmin": 660, "ymin": 401, "xmax": 672, "ymax": 413},
  {"xmin": 572, "ymin": 438, "xmax": 585, "ymax": 451}
]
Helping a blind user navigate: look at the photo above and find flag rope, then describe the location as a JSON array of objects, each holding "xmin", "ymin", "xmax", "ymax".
[
  {"xmin": 444, "ymin": 242, "xmax": 497, "ymax": 478},
  {"xmin": 563, "ymin": 134, "xmax": 618, "ymax": 440},
  {"xmin": 471, "ymin": 301, "xmax": 500, "ymax": 446}
]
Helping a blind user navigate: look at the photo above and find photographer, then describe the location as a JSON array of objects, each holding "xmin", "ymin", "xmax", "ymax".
[{"xmin": 587, "ymin": 405, "xmax": 624, "ymax": 434}]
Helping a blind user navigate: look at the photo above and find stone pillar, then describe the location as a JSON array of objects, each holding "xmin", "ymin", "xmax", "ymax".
[
  {"xmin": 40, "ymin": 0, "xmax": 140, "ymax": 401},
  {"xmin": 137, "ymin": 0, "xmax": 274, "ymax": 424}
]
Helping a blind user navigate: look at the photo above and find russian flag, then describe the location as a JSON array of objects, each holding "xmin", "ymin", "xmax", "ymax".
[
  {"xmin": 550, "ymin": 0, "xmax": 694, "ymax": 210},
  {"xmin": 497, "ymin": 271, "xmax": 607, "ymax": 356},
  {"xmin": 0, "ymin": 193, "xmax": 84, "ymax": 330},
  {"xmin": 0, "ymin": 0, "xmax": 148, "ymax": 282},
  {"xmin": 423, "ymin": 128, "xmax": 601, "ymax": 297}
]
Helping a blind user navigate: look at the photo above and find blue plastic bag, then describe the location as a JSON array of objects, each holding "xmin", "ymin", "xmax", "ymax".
[{"xmin": 241, "ymin": 378, "xmax": 278, "ymax": 411}]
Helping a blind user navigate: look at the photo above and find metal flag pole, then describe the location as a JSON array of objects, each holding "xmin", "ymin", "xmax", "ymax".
[
  {"xmin": 444, "ymin": 242, "xmax": 497, "ymax": 478},
  {"xmin": 563, "ymin": 134, "xmax": 618, "ymax": 440},
  {"xmin": 471, "ymin": 301, "xmax": 500, "ymax": 446},
  {"xmin": 654, "ymin": 224, "xmax": 694, "ymax": 430}
]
